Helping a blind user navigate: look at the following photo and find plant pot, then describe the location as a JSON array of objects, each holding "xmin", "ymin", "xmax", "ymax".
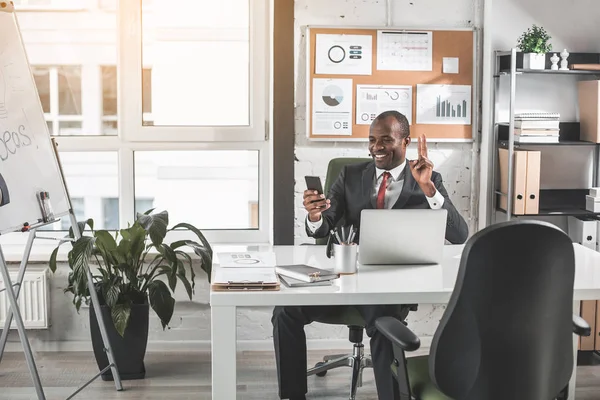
[
  {"xmin": 89, "ymin": 300, "xmax": 149, "ymax": 381},
  {"xmin": 523, "ymin": 53, "xmax": 546, "ymax": 70}
]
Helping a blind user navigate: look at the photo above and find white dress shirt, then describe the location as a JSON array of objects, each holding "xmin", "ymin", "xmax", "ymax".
[{"xmin": 306, "ymin": 160, "xmax": 445, "ymax": 232}]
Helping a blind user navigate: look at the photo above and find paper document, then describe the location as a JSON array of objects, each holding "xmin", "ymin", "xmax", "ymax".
[
  {"xmin": 377, "ymin": 30, "xmax": 432, "ymax": 71},
  {"xmin": 312, "ymin": 78, "xmax": 353, "ymax": 135},
  {"xmin": 315, "ymin": 34, "xmax": 373, "ymax": 75},
  {"xmin": 356, "ymin": 85, "xmax": 412, "ymax": 125},
  {"xmin": 217, "ymin": 251, "xmax": 276, "ymax": 268},
  {"xmin": 214, "ymin": 268, "xmax": 278, "ymax": 284},
  {"xmin": 416, "ymin": 84, "xmax": 471, "ymax": 125}
]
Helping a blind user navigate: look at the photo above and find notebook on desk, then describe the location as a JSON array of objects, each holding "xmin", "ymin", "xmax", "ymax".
[{"xmin": 275, "ymin": 264, "xmax": 339, "ymax": 283}]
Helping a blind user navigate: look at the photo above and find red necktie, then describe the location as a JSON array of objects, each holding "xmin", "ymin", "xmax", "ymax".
[{"xmin": 376, "ymin": 171, "xmax": 391, "ymax": 209}]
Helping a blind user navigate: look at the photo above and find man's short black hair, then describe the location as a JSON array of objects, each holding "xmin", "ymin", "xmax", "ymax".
[{"xmin": 372, "ymin": 110, "xmax": 410, "ymax": 139}]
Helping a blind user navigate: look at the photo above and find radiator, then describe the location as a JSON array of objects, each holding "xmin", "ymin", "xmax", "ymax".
[{"xmin": 0, "ymin": 269, "xmax": 49, "ymax": 329}]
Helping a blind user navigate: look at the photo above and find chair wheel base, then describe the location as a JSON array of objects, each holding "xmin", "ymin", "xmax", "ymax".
[{"xmin": 314, "ymin": 362, "xmax": 328, "ymax": 377}]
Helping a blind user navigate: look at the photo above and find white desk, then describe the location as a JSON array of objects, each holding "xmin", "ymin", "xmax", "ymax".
[{"xmin": 210, "ymin": 244, "xmax": 600, "ymax": 399}]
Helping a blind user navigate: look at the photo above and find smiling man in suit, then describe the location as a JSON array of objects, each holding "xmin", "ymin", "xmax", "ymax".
[{"xmin": 271, "ymin": 110, "xmax": 468, "ymax": 400}]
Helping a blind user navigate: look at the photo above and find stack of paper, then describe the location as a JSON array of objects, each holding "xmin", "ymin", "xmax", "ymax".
[{"xmin": 514, "ymin": 113, "xmax": 560, "ymax": 143}]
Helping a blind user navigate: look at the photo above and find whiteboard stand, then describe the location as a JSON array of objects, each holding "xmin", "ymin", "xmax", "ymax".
[{"xmin": 0, "ymin": 227, "xmax": 45, "ymax": 399}]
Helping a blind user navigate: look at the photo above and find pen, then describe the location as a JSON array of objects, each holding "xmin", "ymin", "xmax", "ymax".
[
  {"xmin": 348, "ymin": 228, "xmax": 356, "ymax": 244},
  {"xmin": 334, "ymin": 228, "xmax": 343, "ymax": 244}
]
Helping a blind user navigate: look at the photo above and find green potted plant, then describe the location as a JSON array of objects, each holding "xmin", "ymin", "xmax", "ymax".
[
  {"xmin": 517, "ymin": 24, "xmax": 552, "ymax": 70},
  {"xmin": 49, "ymin": 209, "xmax": 212, "ymax": 381}
]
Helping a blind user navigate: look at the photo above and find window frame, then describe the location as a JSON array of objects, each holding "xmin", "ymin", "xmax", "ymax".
[
  {"xmin": 118, "ymin": 0, "xmax": 269, "ymax": 143},
  {"xmin": 3, "ymin": 0, "xmax": 273, "ymax": 252}
]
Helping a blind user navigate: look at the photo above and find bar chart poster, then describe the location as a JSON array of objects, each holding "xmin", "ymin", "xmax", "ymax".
[{"xmin": 416, "ymin": 84, "xmax": 471, "ymax": 125}]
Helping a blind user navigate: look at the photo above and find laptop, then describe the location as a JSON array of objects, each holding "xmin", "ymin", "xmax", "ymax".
[{"xmin": 358, "ymin": 209, "xmax": 448, "ymax": 265}]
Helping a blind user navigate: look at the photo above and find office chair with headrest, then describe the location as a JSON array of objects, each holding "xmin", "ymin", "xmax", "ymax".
[
  {"xmin": 375, "ymin": 220, "xmax": 591, "ymax": 400},
  {"xmin": 305, "ymin": 157, "xmax": 417, "ymax": 400}
]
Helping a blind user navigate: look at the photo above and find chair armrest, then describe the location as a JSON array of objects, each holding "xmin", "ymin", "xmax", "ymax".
[
  {"xmin": 573, "ymin": 314, "xmax": 591, "ymax": 337},
  {"xmin": 375, "ymin": 316, "xmax": 421, "ymax": 352}
]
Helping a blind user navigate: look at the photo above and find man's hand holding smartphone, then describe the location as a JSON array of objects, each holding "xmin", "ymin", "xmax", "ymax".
[{"xmin": 304, "ymin": 176, "xmax": 330, "ymax": 222}]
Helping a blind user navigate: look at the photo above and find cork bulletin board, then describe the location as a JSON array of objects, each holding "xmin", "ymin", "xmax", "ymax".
[{"xmin": 306, "ymin": 26, "xmax": 476, "ymax": 141}]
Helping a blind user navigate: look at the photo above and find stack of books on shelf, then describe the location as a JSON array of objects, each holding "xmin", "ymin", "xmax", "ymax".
[{"xmin": 514, "ymin": 112, "xmax": 560, "ymax": 143}]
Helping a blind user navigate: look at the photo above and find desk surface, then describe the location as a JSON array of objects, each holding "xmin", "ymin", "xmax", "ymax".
[{"xmin": 209, "ymin": 244, "xmax": 600, "ymax": 307}]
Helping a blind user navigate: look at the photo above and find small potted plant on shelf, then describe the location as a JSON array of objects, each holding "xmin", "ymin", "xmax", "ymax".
[
  {"xmin": 49, "ymin": 209, "xmax": 212, "ymax": 381},
  {"xmin": 517, "ymin": 24, "xmax": 552, "ymax": 70}
]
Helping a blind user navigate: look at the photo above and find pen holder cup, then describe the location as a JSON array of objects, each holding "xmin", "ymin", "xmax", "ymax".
[{"xmin": 333, "ymin": 243, "xmax": 358, "ymax": 275}]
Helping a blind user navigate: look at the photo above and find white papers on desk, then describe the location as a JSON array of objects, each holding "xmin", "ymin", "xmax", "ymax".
[
  {"xmin": 213, "ymin": 268, "xmax": 278, "ymax": 285},
  {"xmin": 356, "ymin": 85, "xmax": 412, "ymax": 125},
  {"xmin": 217, "ymin": 251, "xmax": 276, "ymax": 268},
  {"xmin": 377, "ymin": 30, "xmax": 432, "ymax": 71}
]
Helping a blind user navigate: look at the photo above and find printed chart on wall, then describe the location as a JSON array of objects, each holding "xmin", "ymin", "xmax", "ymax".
[
  {"xmin": 377, "ymin": 31, "xmax": 432, "ymax": 71},
  {"xmin": 315, "ymin": 34, "xmax": 372, "ymax": 75},
  {"xmin": 356, "ymin": 85, "xmax": 412, "ymax": 125},
  {"xmin": 312, "ymin": 78, "xmax": 353, "ymax": 135},
  {"xmin": 416, "ymin": 84, "xmax": 471, "ymax": 125}
]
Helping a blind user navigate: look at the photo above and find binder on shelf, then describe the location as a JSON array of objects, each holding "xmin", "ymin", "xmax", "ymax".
[
  {"xmin": 524, "ymin": 150, "xmax": 541, "ymax": 214},
  {"xmin": 567, "ymin": 216, "xmax": 597, "ymax": 250},
  {"xmin": 580, "ymin": 300, "xmax": 597, "ymax": 351},
  {"xmin": 498, "ymin": 148, "xmax": 527, "ymax": 215},
  {"xmin": 578, "ymin": 80, "xmax": 600, "ymax": 143}
]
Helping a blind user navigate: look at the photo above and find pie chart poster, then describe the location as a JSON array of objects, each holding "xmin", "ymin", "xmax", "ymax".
[{"xmin": 311, "ymin": 78, "xmax": 353, "ymax": 136}]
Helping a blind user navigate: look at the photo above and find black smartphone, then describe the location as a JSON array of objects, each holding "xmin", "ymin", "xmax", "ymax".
[{"xmin": 305, "ymin": 176, "xmax": 324, "ymax": 195}]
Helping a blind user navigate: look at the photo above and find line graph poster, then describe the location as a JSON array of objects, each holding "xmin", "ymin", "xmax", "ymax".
[
  {"xmin": 356, "ymin": 85, "xmax": 412, "ymax": 125},
  {"xmin": 416, "ymin": 84, "xmax": 471, "ymax": 125},
  {"xmin": 312, "ymin": 78, "xmax": 353, "ymax": 135},
  {"xmin": 315, "ymin": 34, "xmax": 372, "ymax": 75}
]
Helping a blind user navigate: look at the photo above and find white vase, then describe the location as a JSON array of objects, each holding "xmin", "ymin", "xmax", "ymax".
[{"xmin": 523, "ymin": 53, "xmax": 546, "ymax": 70}]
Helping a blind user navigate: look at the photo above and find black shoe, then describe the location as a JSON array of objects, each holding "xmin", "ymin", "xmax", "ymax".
[{"xmin": 289, "ymin": 396, "xmax": 306, "ymax": 400}]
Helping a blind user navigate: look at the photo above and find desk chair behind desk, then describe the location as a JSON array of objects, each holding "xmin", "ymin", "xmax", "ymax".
[
  {"xmin": 305, "ymin": 157, "xmax": 417, "ymax": 400},
  {"xmin": 375, "ymin": 220, "xmax": 591, "ymax": 400}
]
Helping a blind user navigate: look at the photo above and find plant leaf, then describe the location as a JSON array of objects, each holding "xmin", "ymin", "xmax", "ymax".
[
  {"xmin": 171, "ymin": 239, "xmax": 210, "ymax": 283},
  {"xmin": 70, "ymin": 236, "xmax": 96, "ymax": 295},
  {"xmin": 103, "ymin": 281, "xmax": 121, "ymax": 308},
  {"xmin": 170, "ymin": 223, "xmax": 212, "ymax": 258},
  {"xmin": 69, "ymin": 218, "xmax": 94, "ymax": 240},
  {"xmin": 148, "ymin": 280, "xmax": 175, "ymax": 329},
  {"xmin": 49, "ymin": 246, "xmax": 59, "ymax": 273},
  {"xmin": 177, "ymin": 270, "xmax": 193, "ymax": 300},
  {"xmin": 168, "ymin": 260, "xmax": 178, "ymax": 292},
  {"xmin": 111, "ymin": 303, "xmax": 131, "ymax": 337},
  {"xmin": 137, "ymin": 210, "xmax": 168, "ymax": 247}
]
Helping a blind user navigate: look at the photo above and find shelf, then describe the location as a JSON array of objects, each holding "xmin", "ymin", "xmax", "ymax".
[
  {"xmin": 495, "ymin": 189, "xmax": 600, "ymax": 218},
  {"xmin": 496, "ymin": 68, "xmax": 600, "ymax": 76},
  {"xmin": 497, "ymin": 52, "xmax": 600, "ymax": 73},
  {"xmin": 496, "ymin": 122, "xmax": 596, "ymax": 144},
  {"xmin": 498, "ymin": 140, "xmax": 597, "ymax": 147},
  {"xmin": 496, "ymin": 208, "xmax": 600, "ymax": 218}
]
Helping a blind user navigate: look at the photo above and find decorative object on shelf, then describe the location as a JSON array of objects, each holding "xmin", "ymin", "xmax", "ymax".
[
  {"xmin": 550, "ymin": 53, "xmax": 560, "ymax": 70},
  {"xmin": 560, "ymin": 49, "xmax": 570, "ymax": 70},
  {"xmin": 517, "ymin": 24, "xmax": 552, "ymax": 70}
]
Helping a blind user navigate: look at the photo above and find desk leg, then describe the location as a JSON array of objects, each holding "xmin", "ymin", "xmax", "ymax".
[
  {"xmin": 212, "ymin": 305, "xmax": 237, "ymax": 399},
  {"xmin": 569, "ymin": 300, "xmax": 580, "ymax": 400}
]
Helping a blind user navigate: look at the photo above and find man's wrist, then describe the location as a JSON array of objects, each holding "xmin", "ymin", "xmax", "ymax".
[
  {"xmin": 420, "ymin": 181, "xmax": 436, "ymax": 197},
  {"xmin": 308, "ymin": 214, "xmax": 322, "ymax": 223}
]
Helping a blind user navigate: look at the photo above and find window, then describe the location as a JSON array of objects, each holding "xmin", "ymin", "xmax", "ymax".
[
  {"xmin": 12, "ymin": 0, "xmax": 269, "ymax": 247},
  {"xmin": 102, "ymin": 66, "xmax": 153, "ymax": 134},
  {"xmin": 134, "ymin": 151, "xmax": 259, "ymax": 229},
  {"xmin": 31, "ymin": 66, "xmax": 84, "ymax": 136}
]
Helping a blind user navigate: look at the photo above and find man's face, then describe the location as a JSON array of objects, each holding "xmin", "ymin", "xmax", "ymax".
[{"xmin": 368, "ymin": 117, "xmax": 410, "ymax": 170}]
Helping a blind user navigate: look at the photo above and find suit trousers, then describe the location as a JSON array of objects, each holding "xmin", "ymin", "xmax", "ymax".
[{"xmin": 272, "ymin": 304, "xmax": 410, "ymax": 399}]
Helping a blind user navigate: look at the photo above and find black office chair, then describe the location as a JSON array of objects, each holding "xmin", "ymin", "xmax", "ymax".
[
  {"xmin": 375, "ymin": 220, "xmax": 591, "ymax": 400},
  {"xmin": 304, "ymin": 157, "xmax": 416, "ymax": 400}
]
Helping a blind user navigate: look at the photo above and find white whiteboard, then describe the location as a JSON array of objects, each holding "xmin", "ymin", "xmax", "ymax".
[{"xmin": 0, "ymin": 10, "xmax": 70, "ymax": 234}]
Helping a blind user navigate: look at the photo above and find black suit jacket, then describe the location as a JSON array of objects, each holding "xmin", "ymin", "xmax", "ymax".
[{"xmin": 305, "ymin": 160, "xmax": 469, "ymax": 244}]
